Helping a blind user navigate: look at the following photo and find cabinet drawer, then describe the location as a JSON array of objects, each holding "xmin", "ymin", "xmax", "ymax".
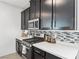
[
  {"xmin": 34, "ymin": 52, "xmax": 44, "ymax": 59},
  {"xmin": 46, "ymin": 53, "xmax": 62, "ymax": 59},
  {"xmin": 33, "ymin": 47, "xmax": 45, "ymax": 56}
]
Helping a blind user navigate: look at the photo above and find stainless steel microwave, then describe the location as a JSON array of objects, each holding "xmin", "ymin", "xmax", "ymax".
[{"xmin": 28, "ymin": 18, "xmax": 39, "ymax": 29}]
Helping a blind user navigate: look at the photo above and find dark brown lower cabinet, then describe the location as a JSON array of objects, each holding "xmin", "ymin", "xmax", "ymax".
[
  {"xmin": 46, "ymin": 53, "xmax": 61, "ymax": 59},
  {"xmin": 33, "ymin": 47, "xmax": 62, "ymax": 59},
  {"xmin": 33, "ymin": 47, "xmax": 46, "ymax": 59},
  {"xmin": 33, "ymin": 52, "xmax": 45, "ymax": 59},
  {"xmin": 16, "ymin": 39, "xmax": 22, "ymax": 56}
]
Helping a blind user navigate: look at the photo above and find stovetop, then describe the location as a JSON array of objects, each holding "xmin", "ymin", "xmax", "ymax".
[
  {"xmin": 22, "ymin": 37, "xmax": 44, "ymax": 47},
  {"xmin": 23, "ymin": 37, "xmax": 44, "ymax": 44}
]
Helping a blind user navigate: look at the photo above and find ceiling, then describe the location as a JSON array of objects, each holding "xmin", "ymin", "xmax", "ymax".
[{"xmin": 0, "ymin": 0, "xmax": 30, "ymax": 9}]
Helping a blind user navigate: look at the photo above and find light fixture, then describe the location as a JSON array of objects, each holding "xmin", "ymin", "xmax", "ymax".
[
  {"xmin": 55, "ymin": 0, "xmax": 65, "ymax": 6},
  {"xmin": 45, "ymin": 0, "xmax": 52, "ymax": 5},
  {"xmin": 45, "ymin": 0, "xmax": 65, "ymax": 6},
  {"xmin": 42, "ymin": 12, "xmax": 50, "ymax": 17}
]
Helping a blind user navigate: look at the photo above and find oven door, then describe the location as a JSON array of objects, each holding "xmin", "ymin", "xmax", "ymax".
[
  {"xmin": 28, "ymin": 20, "xmax": 34, "ymax": 29},
  {"xmin": 21, "ymin": 44, "xmax": 32, "ymax": 59}
]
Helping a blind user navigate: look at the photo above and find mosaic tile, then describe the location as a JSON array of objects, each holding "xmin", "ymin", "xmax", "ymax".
[{"xmin": 29, "ymin": 30, "xmax": 79, "ymax": 43}]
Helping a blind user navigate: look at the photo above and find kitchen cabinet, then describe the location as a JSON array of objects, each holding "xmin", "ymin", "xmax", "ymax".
[
  {"xmin": 30, "ymin": 0, "xmax": 53, "ymax": 30},
  {"xmin": 21, "ymin": 7, "xmax": 30, "ymax": 30},
  {"xmin": 21, "ymin": 11, "xmax": 25, "ymax": 30},
  {"xmin": 24, "ymin": 8, "xmax": 30, "ymax": 29},
  {"xmin": 46, "ymin": 53, "xmax": 61, "ymax": 59},
  {"xmin": 40, "ymin": 0, "xmax": 52, "ymax": 30},
  {"xmin": 33, "ymin": 47, "xmax": 62, "ymax": 59},
  {"xmin": 30, "ymin": 0, "xmax": 40, "ymax": 19},
  {"xmin": 29, "ymin": 0, "xmax": 75, "ymax": 30},
  {"xmin": 30, "ymin": 0, "xmax": 36, "ymax": 20},
  {"xmin": 16, "ymin": 39, "xmax": 22, "ymax": 56},
  {"xmin": 40, "ymin": 0, "xmax": 75, "ymax": 30},
  {"xmin": 33, "ymin": 47, "xmax": 46, "ymax": 59},
  {"xmin": 30, "ymin": 0, "xmax": 41, "ymax": 29},
  {"xmin": 33, "ymin": 52, "xmax": 45, "ymax": 59},
  {"xmin": 35, "ymin": 0, "xmax": 41, "ymax": 19},
  {"xmin": 53, "ymin": 0, "xmax": 75, "ymax": 30}
]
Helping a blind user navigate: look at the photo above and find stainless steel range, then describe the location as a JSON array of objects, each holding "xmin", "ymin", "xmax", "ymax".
[{"xmin": 21, "ymin": 37, "xmax": 44, "ymax": 59}]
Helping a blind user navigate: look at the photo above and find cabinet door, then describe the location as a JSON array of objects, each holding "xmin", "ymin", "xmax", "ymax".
[
  {"xmin": 33, "ymin": 52, "xmax": 44, "ymax": 59},
  {"xmin": 16, "ymin": 40, "xmax": 22, "ymax": 56},
  {"xmin": 21, "ymin": 8, "xmax": 30, "ymax": 30},
  {"xmin": 35, "ymin": 0, "xmax": 40, "ymax": 18},
  {"xmin": 30, "ymin": 0, "xmax": 36, "ymax": 20},
  {"xmin": 46, "ymin": 53, "xmax": 61, "ymax": 59},
  {"xmin": 54, "ymin": 0, "xmax": 75, "ymax": 30},
  {"xmin": 21, "ymin": 11, "xmax": 25, "ymax": 30},
  {"xmin": 25, "ymin": 8, "xmax": 30, "ymax": 29},
  {"xmin": 41, "ymin": 0, "xmax": 52, "ymax": 30},
  {"xmin": 33, "ymin": 47, "xmax": 46, "ymax": 59}
]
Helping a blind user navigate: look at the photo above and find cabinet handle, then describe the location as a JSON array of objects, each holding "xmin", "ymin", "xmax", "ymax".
[{"xmin": 35, "ymin": 50, "xmax": 41, "ymax": 54}]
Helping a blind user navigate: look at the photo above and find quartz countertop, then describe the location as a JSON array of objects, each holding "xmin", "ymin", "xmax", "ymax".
[{"xmin": 33, "ymin": 41, "xmax": 79, "ymax": 59}]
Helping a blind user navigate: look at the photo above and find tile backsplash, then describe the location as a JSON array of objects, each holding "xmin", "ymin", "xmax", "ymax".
[{"xmin": 29, "ymin": 30, "xmax": 79, "ymax": 43}]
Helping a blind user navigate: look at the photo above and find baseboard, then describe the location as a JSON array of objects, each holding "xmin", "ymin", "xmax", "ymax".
[{"xmin": 0, "ymin": 51, "xmax": 16, "ymax": 57}]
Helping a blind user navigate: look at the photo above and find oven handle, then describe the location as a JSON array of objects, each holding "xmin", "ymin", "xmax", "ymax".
[
  {"xmin": 26, "ymin": 46, "xmax": 30, "ymax": 50},
  {"xmin": 21, "ymin": 44, "xmax": 30, "ymax": 50}
]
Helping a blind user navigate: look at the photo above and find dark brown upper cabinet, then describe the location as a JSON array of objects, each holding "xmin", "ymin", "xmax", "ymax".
[
  {"xmin": 21, "ymin": 11, "xmax": 25, "ymax": 30},
  {"xmin": 53, "ymin": 0, "xmax": 75, "ymax": 30},
  {"xmin": 30, "ymin": 0, "xmax": 41, "ymax": 19},
  {"xmin": 35, "ymin": 0, "xmax": 41, "ymax": 19},
  {"xmin": 29, "ymin": 0, "xmax": 75, "ymax": 30},
  {"xmin": 30, "ymin": 0, "xmax": 36, "ymax": 20},
  {"xmin": 40, "ymin": 0, "xmax": 52, "ymax": 30},
  {"xmin": 21, "ymin": 7, "xmax": 30, "ymax": 30}
]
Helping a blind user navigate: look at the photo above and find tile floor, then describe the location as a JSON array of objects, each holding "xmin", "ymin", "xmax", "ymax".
[{"xmin": 0, "ymin": 53, "xmax": 26, "ymax": 59}]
